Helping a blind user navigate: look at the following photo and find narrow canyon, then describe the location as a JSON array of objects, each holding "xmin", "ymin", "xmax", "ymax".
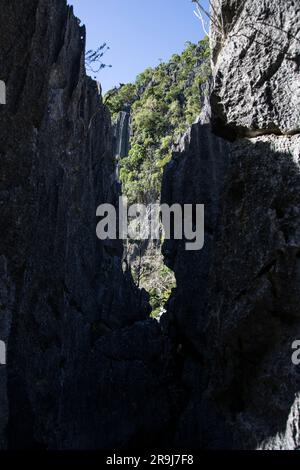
[{"xmin": 0, "ymin": 0, "xmax": 299, "ymax": 450}]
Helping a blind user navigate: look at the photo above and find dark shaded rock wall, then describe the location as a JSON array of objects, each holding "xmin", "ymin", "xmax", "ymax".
[
  {"xmin": 205, "ymin": 134, "xmax": 300, "ymax": 449},
  {"xmin": 1, "ymin": 0, "xmax": 299, "ymax": 452},
  {"xmin": 161, "ymin": 122, "xmax": 232, "ymax": 449},
  {"xmin": 161, "ymin": 123, "xmax": 230, "ymax": 350},
  {"xmin": 162, "ymin": 0, "xmax": 300, "ymax": 449},
  {"xmin": 0, "ymin": 0, "xmax": 173, "ymax": 449}
]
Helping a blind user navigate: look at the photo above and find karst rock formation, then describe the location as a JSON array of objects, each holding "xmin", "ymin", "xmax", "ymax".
[{"xmin": 0, "ymin": 0, "xmax": 299, "ymax": 450}]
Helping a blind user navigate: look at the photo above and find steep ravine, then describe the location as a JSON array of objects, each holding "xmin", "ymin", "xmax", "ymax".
[
  {"xmin": 107, "ymin": 41, "xmax": 210, "ymax": 317},
  {"xmin": 0, "ymin": 0, "xmax": 300, "ymax": 452}
]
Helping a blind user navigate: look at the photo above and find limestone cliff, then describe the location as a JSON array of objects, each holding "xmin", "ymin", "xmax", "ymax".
[
  {"xmin": 0, "ymin": 0, "xmax": 173, "ymax": 449},
  {"xmin": 161, "ymin": 0, "xmax": 300, "ymax": 449},
  {"xmin": 211, "ymin": 0, "xmax": 300, "ymax": 137},
  {"xmin": 113, "ymin": 109, "xmax": 131, "ymax": 161},
  {"xmin": 1, "ymin": 0, "xmax": 300, "ymax": 452}
]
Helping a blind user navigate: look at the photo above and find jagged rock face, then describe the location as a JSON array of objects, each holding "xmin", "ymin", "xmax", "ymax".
[
  {"xmin": 163, "ymin": 127, "xmax": 300, "ymax": 451},
  {"xmin": 205, "ymin": 135, "xmax": 300, "ymax": 449},
  {"xmin": 210, "ymin": 0, "xmax": 300, "ymax": 137},
  {"xmin": 0, "ymin": 0, "xmax": 173, "ymax": 449},
  {"xmin": 113, "ymin": 110, "xmax": 131, "ymax": 159},
  {"xmin": 161, "ymin": 0, "xmax": 300, "ymax": 450},
  {"xmin": 1, "ymin": 0, "xmax": 299, "ymax": 452},
  {"xmin": 161, "ymin": 123, "xmax": 231, "ymax": 449},
  {"xmin": 206, "ymin": 0, "xmax": 300, "ymax": 448},
  {"xmin": 161, "ymin": 124, "xmax": 230, "ymax": 347},
  {"xmin": 0, "ymin": 256, "xmax": 13, "ymax": 449}
]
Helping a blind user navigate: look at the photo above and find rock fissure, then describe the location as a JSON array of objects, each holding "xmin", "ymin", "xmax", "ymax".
[{"xmin": 1, "ymin": 0, "xmax": 300, "ymax": 451}]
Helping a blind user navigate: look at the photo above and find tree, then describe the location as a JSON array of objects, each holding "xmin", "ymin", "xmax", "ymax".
[
  {"xmin": 192, "ymin": 0, "xmax": 227, "ymax": 42},
  {"xmin": 192, "ymin": 0, "xmax": 297, "ymax": 54},
  {"xmin": 85, "ymin": 43, "xmax": 112, "ymax": 73}
]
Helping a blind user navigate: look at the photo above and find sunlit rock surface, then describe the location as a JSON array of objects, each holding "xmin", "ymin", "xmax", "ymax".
[{"xmin": 211, "ymin": 0, "xmax": 300, "ymax": 137}]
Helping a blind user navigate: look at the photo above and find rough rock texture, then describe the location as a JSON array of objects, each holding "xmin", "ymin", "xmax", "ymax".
[
  {"xmin": 210, "ymin": 0, "xmax": 300, "ymax": 137},
  {"xmin": 0, "ymin": 0, "xmax": 174, "ymax": 449},
  {"xmin": 0, "ymin": 256, "xmax": 13, "ymax": 448},
  {"xmin": 205, "ymin": 134, "xmax": 300, "ymax": 449},
  {"xmin": 161, "ymin": 0, "xmax": 300, "ymax": 450},
  {"xmin": 1, "ymin": 0, "xmax": 300, "ymax": 452},
  {"xmin": 161, "ymin": 124, "xmax": 230, "ymax": 348},
  {"xmin": 160, "ymin": 123, "xmax": 231, "ymax": 449},
  {"xmin": 113, "ymin": 109, "xmax": 131, "ymax": 160}
]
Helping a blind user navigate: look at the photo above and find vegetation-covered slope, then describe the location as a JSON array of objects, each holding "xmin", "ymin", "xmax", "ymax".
[
  {"xmin": 105, "ymin": 37, "xmax": 210, "ymax": 318},
  {"xmin": 105, "ymin": 37, "xmax": 211, "ymax": 204}
]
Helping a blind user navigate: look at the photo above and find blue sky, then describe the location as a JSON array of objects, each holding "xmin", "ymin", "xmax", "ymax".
[{"xmin": 69, "ymin": 0, "xmax": 209, "ymax": 93}]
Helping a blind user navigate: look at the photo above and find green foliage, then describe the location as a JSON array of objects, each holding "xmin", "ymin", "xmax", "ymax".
[
  {"xmin": 105, "ymin": 38, "xmax": 210, "ymax": 318},
  {"xmin": 149, "ymin": 265, "xmax": 176, "ymax": 319},
  {"xmin": 130, "ymin": 250, "xmax": 176, "ymax": 319},
  {"xmin": 104, "ymin": 83, "xmax": 136, "ymax": 119},
  {"xmin": 105, "ymin": 37, "xmax": 211, "ymax": 204}
]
